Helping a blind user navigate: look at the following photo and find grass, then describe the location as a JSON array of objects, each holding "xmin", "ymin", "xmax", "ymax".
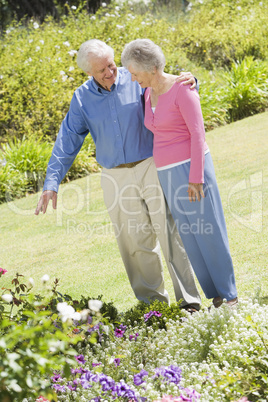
[{"xmin": 1, "ymin": 112, "xmax": 268, "ymax": 311}]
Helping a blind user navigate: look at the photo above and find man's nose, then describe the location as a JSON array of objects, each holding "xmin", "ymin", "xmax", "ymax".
[{"xmin": 105, "ymin": 67, "xmax": 113, "ymax": 76}]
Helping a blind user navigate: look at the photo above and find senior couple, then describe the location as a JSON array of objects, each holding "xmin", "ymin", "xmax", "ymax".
[{"xmin": 35, "ymin": 38, "xmax": 238, "ymax": 310}]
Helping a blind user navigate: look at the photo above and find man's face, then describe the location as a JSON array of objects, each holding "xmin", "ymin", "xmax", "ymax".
[{"xmin": 89, "ymin": 54, "xmax": 117, "ymax": 90}]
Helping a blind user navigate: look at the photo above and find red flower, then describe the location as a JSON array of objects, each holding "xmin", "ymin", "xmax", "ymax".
[{"xmin": 0, "ymin": 268, "xmax": 7, "ymax": 276}]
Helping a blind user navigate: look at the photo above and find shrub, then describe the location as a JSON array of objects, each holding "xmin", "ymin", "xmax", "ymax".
[
  {"xmin": 0, "ymin": 270, "xmax": 108, "ymax": 401},
  {"xmin": 0, "ymin": 135, "xmax": 100, "ymax": 204},
  {"xmin": 176, "ymin": 0, "xmax": 268, "ymax": 69},
  {"xmin": 122, "ymin": 298, "xmax": 184, "ymax": 330},
  {"xmin": 0, "ymin": 164, "xmax": 28, "ymax": 203},
  {"xmin": 221, "ymin": 57, "xmax": 268, "ymax": 122}
]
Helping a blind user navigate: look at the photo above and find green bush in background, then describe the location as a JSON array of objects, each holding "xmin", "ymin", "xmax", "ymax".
[{"xmin": 0, "ymin": 0, "xmax": 267, "ymax": 204}]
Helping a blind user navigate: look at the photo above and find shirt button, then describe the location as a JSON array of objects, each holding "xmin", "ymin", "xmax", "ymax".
[{"xmin": 114, "ymin": 120, "xmax": 116, "ymax": 123}]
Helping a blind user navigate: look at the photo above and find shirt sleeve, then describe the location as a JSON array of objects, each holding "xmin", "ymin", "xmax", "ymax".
[
  {"xmin": 175, "ymin": 84, "xmax": 206, "ymax": 183},
  {"xmin": 43, "ymin": 92, "xmax": 89, "ymax": 192}
]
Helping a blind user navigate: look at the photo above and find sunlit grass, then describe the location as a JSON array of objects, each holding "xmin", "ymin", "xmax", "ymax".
[{"xmin": 1, "ymin": 112, "xmax": 267, "ymax": 311}]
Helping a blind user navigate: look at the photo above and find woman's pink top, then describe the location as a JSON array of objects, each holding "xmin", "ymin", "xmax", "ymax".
[{"xmin": 144, "ymin": 82, "xmax": 208, "ymax": 183}]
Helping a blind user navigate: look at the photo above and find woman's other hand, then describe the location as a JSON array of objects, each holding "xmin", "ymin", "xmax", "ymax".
[{"xmin": 188, "ymin": 183, "xmax": 205, "ymax": 202}]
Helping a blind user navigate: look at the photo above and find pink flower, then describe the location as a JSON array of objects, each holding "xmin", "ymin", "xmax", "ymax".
[
  {"xmin": 0, "ymin": 268, "xmax": 7, "ymax": 276},
  {"xmin": 36, "ymin": 397, "xmax": 50, "ymax": 402}
]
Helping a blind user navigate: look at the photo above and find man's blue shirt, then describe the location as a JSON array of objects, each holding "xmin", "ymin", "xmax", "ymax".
[{"xmin": 43, "ymin": 67, "xmax": 154, "ymax": 192}]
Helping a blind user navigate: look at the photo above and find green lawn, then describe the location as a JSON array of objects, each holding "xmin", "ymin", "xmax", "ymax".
[{"xmin": 1, "ymin": 112, "xmax": 267, "ymax": 311}]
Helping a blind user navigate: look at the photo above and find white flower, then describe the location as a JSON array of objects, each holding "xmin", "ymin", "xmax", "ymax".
[
  {"xmin": 2, "ymin": 294, "xmax": 13, "ymax": 303},
  {"xmin": 41, "ymin": 274, "xmax": 49, "ymax": 283},
  {"xmin": 116, "ymin": 25, "xmax": 124, "ymax": 29},
  {"xmin": 69, "ymin": 66, "xmax": 75, "ymax": 71},
  {"xmin": 52, "ymin": 79, "xmax": 58, "ymax": 83},
  {"xmin": 68, "ymin": 50, "xmax": 77, "ymax": 57},
  {"xmin": 63, "ymin": 41, "xmax": 70, "ymax": 47},
  {"xmin": 55, "ymin": 45, "xmax": 60, "ymax": 49},
  {"xmin": 33, "ymin": 22, "xmax": 39, "ymax": 29},
  {"xmin": 57, "ymin": 302, "xmax": 81, "ymax": 322},
  {"xmin": 88, "ymin": 299, "xmax": 103, "ymax": 312},
  {"xmin": 35, "ymin": 46, "xmax": 40, "ymax": 51},
  {"xmin": 61, "ymin": 75, "xmax": 68, "ymax": 82},
  {"xmin": 29, "ymin": 277, "xmax": 34, "ymax": 287},
  {"xmin": 59, "ymin": 70, "xmax": 66, "ymax": 76},
  {"xmin": 102, "ymin": 2, "xmax": 107, "ymax": 6},
  {"xmin": 40, "ymin": 40, "xmax": 44, "ymax": 44},
  {"xmin": 29, "ymin": 39, "xmax": 33, "ymax": 43},
  {"xmin": 71, "ymin": 5, "xmax": 77, "ymax": 9},
  {"xmin": 90, "ymin": 15, "xmax": 96, "ymax": 20}
]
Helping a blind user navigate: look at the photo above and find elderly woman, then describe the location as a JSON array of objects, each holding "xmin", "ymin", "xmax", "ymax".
[{"xmin": 121, "ymin": 39, "xmax": 238, "ymax": 308}]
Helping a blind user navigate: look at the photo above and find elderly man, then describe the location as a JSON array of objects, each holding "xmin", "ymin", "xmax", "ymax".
[{"xmin": 35, "ymin": 39, "xmax": 201, "ymax": 311}]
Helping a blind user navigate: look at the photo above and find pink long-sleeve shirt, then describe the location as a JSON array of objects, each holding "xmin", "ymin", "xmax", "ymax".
[{"xmin": 144, "ymin": 82, "xmax": 208, "ymax": 183}]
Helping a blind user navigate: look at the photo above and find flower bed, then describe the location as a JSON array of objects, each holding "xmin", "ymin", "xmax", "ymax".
[{"xmin": 1, "ymin": 269, "xmax": 267, "ymax": 401}]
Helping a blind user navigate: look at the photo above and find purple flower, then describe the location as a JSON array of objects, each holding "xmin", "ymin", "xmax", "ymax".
[
  {"xmin": 75, "ymin": 354, "xmax": 86, "ymax": 365},
  {"xmin": 114, "ymin": 358, "xmax": 121, "ymax": 367},
  {"xmin": 67, "ymin": 380, "xmax": 77, "ymax": 391},
  {"xmin": 176, "ymin": 387, "xmax": 201, "ymax": 401},
  {"xmin": 114, "ymin": 324, "xmax": 127, "ymax": 338},
  {"xmin": 71, "ymin": 367, "xmax": 88, "ymax": 375},
  {"xmin": 113, "ymin": 380, "xmax": 137, "ymax": 399},
  {"xmin": 144, "ymin": 311, "xmax": 162, "ymax": 322},
  {"xmin": 129, "ymin": 332, "xmax": 140, "ymax": 341},
  {"xmin": 80, "ymin": 370, "xmax": 99, "ymax": 389},
  {"xmin": 92, "ymin": 362, "xmax": 102, "ymax": 367},
  {"xmin": 51, "ymin": 374, "xmax": 62, "ymax": 383},
  {"xmin": 52, "ymin": 384, "xmax": 66, "ymax": 393},
  {"xmin": 134, "ymin": 369, "xmax": 149, "ymax": 386},
  {"xmin": 154, "ymin": 365, "xmax": 182, "ymax": 385},
  {"xmin": 99, "ymin": 373, "xmax": 116, "ymax": 392}
]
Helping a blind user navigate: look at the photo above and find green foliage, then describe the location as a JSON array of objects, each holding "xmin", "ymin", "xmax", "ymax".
[
  {"xmin": 122, "ymin": 298, "xmax": 184, "ymax": 330},
  {"xmin": 0, "ymin": 164, "xmax": 28, "ymax": 203},
  {"xmin": 0, "ymin": 271, "xmax": 111, "ymax": 401},
  {"xmin": 175, "ymin": 0, "xmax": 268, "ymax": 69},
  {"xmin": 0, "ymin": 137, "xmax": 53, "ymax": 193},
  {"xmin": 221, "ymin": 57, "xmax": 268, "ymax": 122},
  {"xmin": 0, "ymin": 0, "xmax": 267, "ymax": 206},
  {"xmin": 0, "ymin": 276, "xmax": 78, "ymax": 401},
  {"xmin": 0, "ymin": 135, "xmax": 99, "ymax": 204}
]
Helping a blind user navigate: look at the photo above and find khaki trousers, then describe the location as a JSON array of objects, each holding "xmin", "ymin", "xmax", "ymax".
[{"xmin": 101, "ymin": 157, "xmax": 201, "ymax": 308}]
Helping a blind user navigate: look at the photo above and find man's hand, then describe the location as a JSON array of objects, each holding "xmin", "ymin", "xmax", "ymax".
[
  {"xmin": 176, "ymin": 72, "xmax": 196, "ymax": 89},
  {"xmin": 187, "ymin": 183, "xmax": 205, "ymax": 202},
  {"xmin": 35, "ymin": 190, "xmax": 57, "ymax": 215}
]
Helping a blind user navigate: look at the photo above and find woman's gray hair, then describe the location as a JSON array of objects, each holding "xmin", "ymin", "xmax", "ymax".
[
  {"xmin": 121, "ymin": 39, "xmax": 166, "ymax": 72},
  {"xmin": 77, "ymin": 39, "xmax": 114, "ymax": 74}
]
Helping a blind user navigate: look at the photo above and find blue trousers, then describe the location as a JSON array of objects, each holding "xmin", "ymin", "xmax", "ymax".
[{"xmin": 158, "ymin": 152, "xmax": 237, "ymax": 301}]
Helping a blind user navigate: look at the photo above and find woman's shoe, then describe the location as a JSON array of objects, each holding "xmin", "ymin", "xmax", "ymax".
[{"xmin": 226, "ymin": 297, "xmax": 238, "ymax": 308}]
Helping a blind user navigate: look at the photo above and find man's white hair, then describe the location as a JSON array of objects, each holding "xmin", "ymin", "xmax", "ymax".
[{"xmin": 77, "ymin": 39, "xmax": 114, "ymax": 74}]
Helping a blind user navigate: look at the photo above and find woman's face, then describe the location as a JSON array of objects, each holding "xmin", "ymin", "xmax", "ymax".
[{"xmin": 128, "ymin": 65, "xmax": 153, "ymax": 88}]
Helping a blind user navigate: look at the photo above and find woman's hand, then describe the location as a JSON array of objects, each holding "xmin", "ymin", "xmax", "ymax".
[{"xmin": 187, "ymin": 183, "xmax": 205, "ymax": 202}]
